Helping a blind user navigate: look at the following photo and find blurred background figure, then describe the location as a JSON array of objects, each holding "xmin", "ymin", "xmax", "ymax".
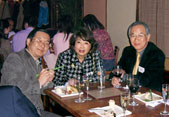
[
  {"xmin": 12, "ymin": 16, "xmax": 37, "ymax": 52},
  {"xmin": 0, "ymin": 19, "xmax": 12, "ymax": 60},
  {"xmin": 53, "ymin": 15, "xmax": 74, "ymax": 59},
  {"xmin": 5, "ymin": 17, "xmax": 16, "ymax": 44},
  {"xmin": 44, "ymin": 15, "xmax": 74, "ymax": 69},
  {"xmin": 83, "ymin": 14, "xmax": 114, "ymax": 71},
  {"xmin": 0, "ymin": 19, "xmax": 12, "ymax": 77}
]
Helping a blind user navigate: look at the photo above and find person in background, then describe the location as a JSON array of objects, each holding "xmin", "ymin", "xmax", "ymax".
[
  {"xmin": 0, "ymin": 19, "xmax": 12, "ymax": 60},
  {"xmin": 6, "ymin": 17, "xmax": 15, "ymax": 38},
  {"xmin": 53, "ymin": 27, "xmax": 103, "ymax": 86},
  {"xmin": 12, "ymin": 16, "xmax": 37, "ymax": 52},
  {"xmin": 5, "ymin": 17, "xmax": 16, "ymax": 44},
  {"xmin": 83, "ymin": 14, "xmax": 114, "ymax": 71},
  {"xmin": 111, "ymin": 21, "xmax": 165, "ymax": 91},
  {"xmin": 0, "ymin": 19, "xmax": 12, "ymax": 76},
  {"xmin": 44, "ymin": 15, "xmax": 74, "ymax": 69},
  {"xmin": 1, "ymin": 28, "xmax": 61, "ymax": 117},
  {"xmin": 53, "ymin": 15, "xmax": 74, "ymax": 59}
]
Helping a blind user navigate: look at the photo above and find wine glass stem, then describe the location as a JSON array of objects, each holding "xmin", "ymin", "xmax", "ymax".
[
  {"xmin": 78, "ymin": 92, "xmax": 81, "ymax": 100},
  {"xmin": 123, "ymin": 109, "xmax": 126, "ymax": 117},
  {"xmin": 164, "ymin": 102, "xmax": 167, "ymax": 112},
  {"xmin": 86, "ymin": 85, "xmax": 89, "ymax": 98},
  {"xmin": 132, "ymin": 93, "xmax": 135, "ymax": 103}
]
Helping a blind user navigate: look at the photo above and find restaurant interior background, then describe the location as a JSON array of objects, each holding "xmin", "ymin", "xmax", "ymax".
[{"xmin": 1, "ymin": 0, "xmax": 169, "ymax": 72}]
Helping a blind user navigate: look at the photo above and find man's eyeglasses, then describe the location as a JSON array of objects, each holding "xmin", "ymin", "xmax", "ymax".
[
  {"xmin": 130, "ymin": 34, "xmax": 146, "ymax": 39},
  {"xmin": 32, "ymin": 37, "xmax": 50, "ymax": 47}
]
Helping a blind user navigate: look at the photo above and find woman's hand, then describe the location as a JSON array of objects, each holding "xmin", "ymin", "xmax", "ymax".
[{"xmin": 68, "ymin": 78, "xmax": 77, "ymax": 86}]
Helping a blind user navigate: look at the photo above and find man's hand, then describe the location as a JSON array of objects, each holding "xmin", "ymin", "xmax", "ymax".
[
  {"xmin": 111, "ymin": 77, "xmax": 121, "ymax": 87},
  {"xmin": 38, "ymin": 68, "xmax": 54, "ymax": 87}
]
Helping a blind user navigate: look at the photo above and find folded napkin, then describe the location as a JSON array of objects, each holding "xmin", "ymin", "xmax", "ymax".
[
  {"xmin": 89, "ymin": 106, "xmax": 132, "ymax": 117},
  {"xmin": 145, "ymin": 100, "xmax": 163, "ymax": 107}
]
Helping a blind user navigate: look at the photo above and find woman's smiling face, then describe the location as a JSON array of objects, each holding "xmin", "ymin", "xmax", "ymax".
[{"xmin": 74, "ymin": 37, "xmax": 91, "ymax": 59}]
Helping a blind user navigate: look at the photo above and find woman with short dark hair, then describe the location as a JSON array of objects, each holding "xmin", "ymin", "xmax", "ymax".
[{"xmin": 53, "ymin": 27, "xmax": 103, "ymax": 86}]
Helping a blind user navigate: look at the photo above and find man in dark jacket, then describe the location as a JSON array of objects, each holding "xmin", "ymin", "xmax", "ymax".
[{"xmin": 111, "ymin": 21, "xmax": 165, "ymax": 91}]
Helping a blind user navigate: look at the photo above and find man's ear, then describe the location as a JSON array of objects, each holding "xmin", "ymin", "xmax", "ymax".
[
  {"xmin": 26, "ymin": 38, "xmax": 31, "ymax": 47},
  {"xmin": 147, "ymin": 34, "xmax": 151, "ymax": 42}
]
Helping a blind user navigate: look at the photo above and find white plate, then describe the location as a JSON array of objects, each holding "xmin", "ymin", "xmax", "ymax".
[
  {"xmin": 52, "ymin": 86, "xmax": 83, "ymax": 98},
  {"xmin": 89, "ymin": 105, "xmax": 132, "ymax": 117},
  {"xmin": 134, "ymin": 92, "xmax": 163, "ymax": 104}
]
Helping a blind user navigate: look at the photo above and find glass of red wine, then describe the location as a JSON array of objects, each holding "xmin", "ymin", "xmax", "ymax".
[
  {"xmin": 128, "ymin": 75, "xmax": 139, "ymax": 106},
  {"xmin": 112, "ymin": 65, "xmax": 123, "ymax": 88}
]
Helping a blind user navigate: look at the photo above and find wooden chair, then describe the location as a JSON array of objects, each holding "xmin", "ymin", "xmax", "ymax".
[
  {"xmin": 114, "ymin": 45, "xmax": 120, "ymax": 67},
  {"xmin": 105, "ymin": 45, "xmax": 120, "ymax": 77}
]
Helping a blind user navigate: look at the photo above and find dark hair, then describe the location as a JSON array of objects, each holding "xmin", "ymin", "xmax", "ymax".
[
  {"xmin": 58, "ymin": 15, "xmax": 74, "ymax": 41},
  {"xmin": 82, "ymin": 14, "xmax": 104, "ymax": 31},
  {"xmin": 23, "ymin": 16, "xmax": 38, "ymax": 27},
  {"xmin": 0, "ymin": 19, "xmax": 9, "ymax": 39},
  {"xmin": 27, "ymin": 28, "xmax": 49, "ymax": 40},
  {"xmin": 127, "ymin": 21, "xmax": 150, "ymax": 38},
  {"xmin": 25, "ymin": 28, "xmax": 49, "ymax": 48},
  {"xmin": 70, "ymin": 27, "xmax": 98, "ymax": 54}
]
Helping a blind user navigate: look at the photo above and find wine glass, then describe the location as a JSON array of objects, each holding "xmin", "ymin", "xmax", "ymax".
[
  {"xmin": 83, "ymin": 72, "xmax": 93, "ymax": 101},
  {"xmin": 97, "ymin": 70, "xmax": 106, "ymax": 90},
  {"xmin": 97, "ymin": 61, "xmax": 105, "ymax": 89},
  {"xmin": 74, "ymin": 77, "xmax": 85, "ymax": 103},
  {"xmin": 160, "ymin": 84, "xmax": 169, "ymax": 115},
  {"xmin": 124, "ymin": 73, "xmax": 131, "ymax": 89},
  {"xmin": 128, "ymin": 75, "xmax": 139, "ymax": 106},
  {"xmin": 120, "ymin": 91, "xmax": 130, "ymax": 117},
  {"xmin": 112, "ymin": 65, "xmax": 122, "ymax": 88}
]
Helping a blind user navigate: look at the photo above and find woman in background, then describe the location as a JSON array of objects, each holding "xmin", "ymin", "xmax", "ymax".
[
  {"xmin": 83, "ymin": 14, "xmax": 114, "ymax": 71},
  {"xmin": 44, "ymin": 15, "xmax": 74, "ymax": 69},
  {"xmin": 53, "ymin": 15, "xmax": 74, "ymax": 59}
]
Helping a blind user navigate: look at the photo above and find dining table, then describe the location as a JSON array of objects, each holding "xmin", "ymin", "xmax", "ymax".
[{"xmin": 44, "ymin": 82, "xmax": 169, "ymax": 117}]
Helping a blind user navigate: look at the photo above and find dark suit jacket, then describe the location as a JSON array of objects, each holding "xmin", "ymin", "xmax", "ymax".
[
  {"xmin": 0, "ymin": 86, "xmax": 39, "ymax": 117},
  {"xmin": 114, "ymin": 42, "xmax": 165, "ymax": 91}
]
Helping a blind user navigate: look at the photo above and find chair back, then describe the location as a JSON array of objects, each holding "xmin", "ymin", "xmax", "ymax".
[
  {"xmin": 114, "ymin": 46, "xmax": 120, "ymax": 66},
  {"xmin": 0, "ymin": 86, "xmax": 40, "ymax": 117}
]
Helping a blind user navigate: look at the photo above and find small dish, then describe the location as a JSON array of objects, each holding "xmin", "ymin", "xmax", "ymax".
[
  {"xmin": 134, "ymin": 92, "xmax": 163, "ymax": 104},
  {"xmin": 52, "ymin": 86, "xmax": 83, "ymax": 98}
]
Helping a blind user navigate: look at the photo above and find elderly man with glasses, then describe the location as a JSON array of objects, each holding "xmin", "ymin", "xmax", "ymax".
[{"xmin": 111, "ymin": 21, "xmax": 165, "ymax": 92}]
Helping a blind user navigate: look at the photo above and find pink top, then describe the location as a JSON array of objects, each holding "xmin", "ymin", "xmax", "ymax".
[
  {"xmin": 53, "ymin": 32, "xmax": 73, "ymax": 59},
  {"xmin": 93, "ymin": 29, "xmax": 114, "ymax": 60}
]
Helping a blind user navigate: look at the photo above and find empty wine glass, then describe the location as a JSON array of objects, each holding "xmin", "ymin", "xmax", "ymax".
[
  {"xmin": 120, "ymin": 91, "xmax": 130, "ymax": 117},
  {"xmin": 128, "ymin": 75, "xmax": 139, "ymax": 106},
  {"xmin": 97, "ymin": 62, "xmax": 105, "ymax": 89},
  {"xmin": 83, "ymin": 72, "xmax": 93, "ymax": 101},
  {"xmin": 74, "ymin": 77, "xmax": 85, "ymax": 103},
  {"xmin": 160, "ymin": 84, "xmax": 169, "ymax": 115}
]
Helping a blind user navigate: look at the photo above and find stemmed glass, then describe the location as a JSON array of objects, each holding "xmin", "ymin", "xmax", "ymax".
[
  {"xmin": 83, "ymin": 72, "xmax": 93, "ymax": 101},
  {"xmin": 74, "ymin": 77, "xmax": 85, "ymax": 103},
  {"xmin": 120, "ymin": 91, "xmax": 130, "ymax": 117},
  {"xmin": 112, "ymin": 65, "xmax": 122, "ymax": 88},
  {"xmin": 128, "ymin": 75, "xmax": 139, "ymax": 106},
  {"xmin": 160, "ymin": 84, "xmax": 169, "ymax": 115}
]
